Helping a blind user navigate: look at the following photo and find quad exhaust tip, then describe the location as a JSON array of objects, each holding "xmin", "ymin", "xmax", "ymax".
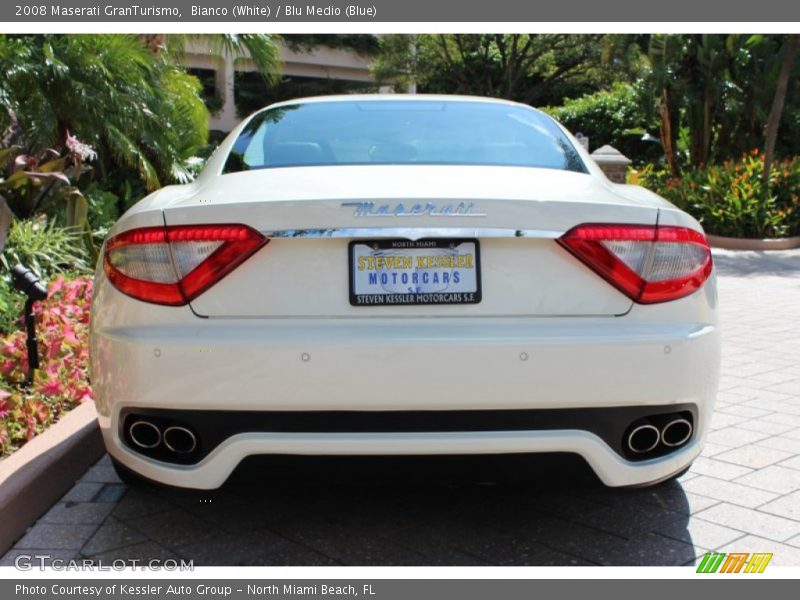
[
  {"xmin": 627, "ymin": 423, "xmax": 661, "ymax": 454},
  {"xmin": 163, "ymin": 426, "xmax": 198, "ymax": 454},
  {"xmin": 128, "ymin": 420, "xmax": 161, "ymax": 449},
  {"xmin": 625, "ymin": 414, "xmax": 694, "ymax": 457},
  {"xmin": 127, "ymin": 419, "xmax": 197, "ymax": 455},
  {"xmin": 661, "ymin": 418, "xmax": 693, "ymax": 447}
]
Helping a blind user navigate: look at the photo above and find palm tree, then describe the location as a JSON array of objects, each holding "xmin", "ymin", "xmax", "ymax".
[
  {"xmin": 147, "ymin": 34, "xmax": 282, "ymax": 86},
  {"xmin": 0, "ymin": 34, "xmax": 281, "ymax": 192},
  {"xmin": 762, "ymin": 34, "xmax": 799, "ymax": 182},
  {"xmin": 647, "ymin": 35, "xmax": 682, "ymax": 177},
  {"xmin": 0, "ymin": 35, "xmax": 209, "ymax": 190}
]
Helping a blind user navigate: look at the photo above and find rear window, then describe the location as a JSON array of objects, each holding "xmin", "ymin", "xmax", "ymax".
[{"xmin": 223, "ymin": 100, "xmax": 586, "ymax": 174}]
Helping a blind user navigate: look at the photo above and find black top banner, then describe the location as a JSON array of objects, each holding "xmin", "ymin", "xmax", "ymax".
[{"xmin": 2, "ymin": 0, "xmax": 800, "ymax": 22}]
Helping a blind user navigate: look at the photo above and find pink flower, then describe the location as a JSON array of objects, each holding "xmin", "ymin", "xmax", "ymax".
[
  {"xmin": 38, "ymin": 378, "xmax": 64, "ymax": 396},
  {"xmin": 24, "ymin": 414, "xmax": 36, "ymax": 440},
  {"xmin": 48, "ymin": 276, "xmax": 65, "ymax": 298},
  {"xmin": 0, "ymin": 389, "xmax": 13, "ymax": 418},
  {"xmin": 1, "ymin": 275, "xmax": 95, "ymax": 452},
  {"xmin": 44, "ymin": 338, "xmax": 63, "ymax": 361},
  {"xmin": 44, "ymin": 365, "xmax": 59, "ymax": 380},
  {"xmin": 31, "ymin": 400, "xmax": 49, "ymax": 424},
  {"xmin": 0, "ymin": 360, "xmax": 16, "ymax": 376},
  {"xmin": 61, "ymin": 324, "xmax": 79, "ymax": 345},
  {"xmin": 65, "ymin": 131, "xmax": 97, "ymax": 162}
]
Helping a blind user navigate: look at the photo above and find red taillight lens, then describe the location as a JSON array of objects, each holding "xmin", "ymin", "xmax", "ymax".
[
  {"xmin": 104, "ymin": 224, "xmax": 267, "ymax": 305},
  {"xmin": 557, "ymin": 223, "xmax": 712, "ymax": 304}
]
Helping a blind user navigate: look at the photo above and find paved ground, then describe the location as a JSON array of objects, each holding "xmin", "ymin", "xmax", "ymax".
[{"xmin": 3, "ymin": 249, "xmax": 800, "ymax": 567}]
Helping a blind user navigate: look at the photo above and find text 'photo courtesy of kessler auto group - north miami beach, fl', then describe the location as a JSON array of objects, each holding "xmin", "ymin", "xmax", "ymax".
[{"xmin": 0, "ymin": 0, "xmax": 799, "ymax": 598}]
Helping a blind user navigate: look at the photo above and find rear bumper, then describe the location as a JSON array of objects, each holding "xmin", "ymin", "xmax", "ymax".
[
  {"xmin": 92, "ymin": 317, "xmax": 719, "ymax": 412},
  {"xmin": 104, "ymin": 428, "xmax": 704, "ymax": 490},
  {"xmin": 91, "ymin": 269, "xmax": 719, "ymax": 489},
  {"xmin": 92, "ymin": 317, "xmax": 718, "ymax": 488}
]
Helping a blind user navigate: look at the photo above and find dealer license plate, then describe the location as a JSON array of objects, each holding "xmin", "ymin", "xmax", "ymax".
[{"xmin": 349, "ymin": 239, "xmax": 481, "ymax": 306}]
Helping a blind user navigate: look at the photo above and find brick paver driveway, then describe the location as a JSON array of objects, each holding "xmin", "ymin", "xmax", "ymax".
[{"xmin": 4, "ymin": 249, "xmax": 800, "ymax": 567}]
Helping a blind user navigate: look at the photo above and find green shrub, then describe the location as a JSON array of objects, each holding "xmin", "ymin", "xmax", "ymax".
[
  {"xmin": 544, "ymin": 83, "xmax": 660, "ymax": 164},
  {"xmin": 1, "ymin": 217, "xmax": 91, "ymax": 280},
  {"xmin": 636, "ymin": 151, "xmax": 800, "ymax": 238},
  {"xmin": 0, "ymin": 282, "xmax": 24, "ymax": 334},
  {"xmin": 0, "ymin": 218, "xmax": 91, "ymax": 333},
  {"xmin": 84, "ymin": 183, "xmax": 120, "ymax": 231}
]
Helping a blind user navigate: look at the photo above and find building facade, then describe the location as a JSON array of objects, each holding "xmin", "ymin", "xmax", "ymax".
[{"xmin": 184, "ymin": 38, "xmax": 387, "ymax": 132}]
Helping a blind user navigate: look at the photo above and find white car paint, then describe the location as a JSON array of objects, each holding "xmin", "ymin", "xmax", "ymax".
[{"xmin": 90, "ymin": 95, "xmax": 720, "ymax": 489}]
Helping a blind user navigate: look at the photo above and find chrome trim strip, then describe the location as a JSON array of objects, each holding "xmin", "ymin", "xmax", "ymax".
[{"xmin": 260, "ymin": 228, "xmax": 563, "ymax": 241}]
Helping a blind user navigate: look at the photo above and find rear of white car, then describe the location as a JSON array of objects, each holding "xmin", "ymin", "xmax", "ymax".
[{"xmin": 90, "ymin": 96, "xmax": 719, "ymax": 489}]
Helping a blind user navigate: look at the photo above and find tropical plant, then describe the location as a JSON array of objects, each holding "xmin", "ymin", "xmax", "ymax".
[
  {"xmin": 636, "ymin": 151, "xmax": 800, "ymax": 238},
  {"xmin": 0, "ymin": 121, "xmax": 99, "ymax": 259},
  {"xmin": 763, "ymin": 35, "xmax": 799, "ymax": 182},
  {"xmin": 0, "ymin": 215, "xmax": 89, "ymax": 332},
  {"xmin": 643, "ymin": 34, "xmax": 800, "ymax": 174},
  {"xmin": 1, "ymin": 217, "xmax": 90, "ymax": 280},
  {"xmin": 159, "ymin": 34, "xmax": 282, "ymax": 86},
  {"xmin": 0, "ymin": 142, "xmax": 89, "ymax": 224},
  {"xmin": 0, "ymin": 34, "xmax": 209, "ymax": 192}
]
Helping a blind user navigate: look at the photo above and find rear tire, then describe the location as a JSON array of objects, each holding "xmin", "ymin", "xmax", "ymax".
[{"xmin": 110, "ymin": 457, "xmax": 152, "ymax": 487}]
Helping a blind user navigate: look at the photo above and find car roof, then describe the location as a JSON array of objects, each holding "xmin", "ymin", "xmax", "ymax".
[{"xmin": 260, "ymin": 94, "xmax": 536, "ymax": 112}]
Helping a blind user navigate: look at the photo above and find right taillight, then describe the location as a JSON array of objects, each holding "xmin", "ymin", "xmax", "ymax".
[
  {"xmin": 104, "ymin": 224, "xmax": 267, "ymax": 306},
  {"xmin": 557, "ymin": 223, "xmax": 712, "ymax": 304}
]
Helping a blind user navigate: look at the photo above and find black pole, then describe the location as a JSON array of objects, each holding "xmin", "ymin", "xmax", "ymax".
[
  {"xmin": 23, "ymin": 297, "xmax": 38, "ymax": 383},
  {"xmin": 10, "ymin": 264, "xmax": 49, "ymax": 385}
]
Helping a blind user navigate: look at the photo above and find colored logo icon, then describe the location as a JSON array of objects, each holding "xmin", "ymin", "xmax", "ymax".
[{"xmin": 696, "ymin": 552, "xmax": 773, "ymax": 573}]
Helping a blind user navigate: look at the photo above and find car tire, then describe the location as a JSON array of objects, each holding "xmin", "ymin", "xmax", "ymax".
[{"xmin": 110, "ymin": 457, "xmax": 152, "ymax": 487}]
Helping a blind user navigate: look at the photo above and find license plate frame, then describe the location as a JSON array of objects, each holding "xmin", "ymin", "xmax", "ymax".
[{"xmin": 348, "ymin": 238, "xmax": 482, "ymax": 307}]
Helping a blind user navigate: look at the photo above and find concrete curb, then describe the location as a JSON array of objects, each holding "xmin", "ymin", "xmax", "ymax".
[
  {"xmin": 0, "ymin": 401, "xmax": 103, "ymax": 554},
  {"xmin": 707, "ymin": 234, "xmax": 800, "ymax": 251}
]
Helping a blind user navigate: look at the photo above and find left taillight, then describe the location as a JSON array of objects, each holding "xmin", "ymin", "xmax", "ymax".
[{"xmin": 104, "ymin": 224, "xmax": 267, "ymax": 306}]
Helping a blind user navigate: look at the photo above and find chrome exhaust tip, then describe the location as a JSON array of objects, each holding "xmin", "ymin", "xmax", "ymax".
[
  {"xmin": 627, "ymin": 423, "xmax": 660, "ymax": 454},
  {"xmin": 163, "ymin": 426, "xmax": 197, "ymax": 454},
  {"xmin": 129, "ymin": 420, "xmax": 161, "ymax": 449},
  {"xmin": 661, "ymin": 418, "xmax": 693, "ymax": 447}
]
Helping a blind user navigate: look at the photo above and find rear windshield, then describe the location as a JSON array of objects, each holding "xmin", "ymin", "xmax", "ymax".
[{"xmin": 223, "ymin": 100, "xmax": 586, "ymax": 174}]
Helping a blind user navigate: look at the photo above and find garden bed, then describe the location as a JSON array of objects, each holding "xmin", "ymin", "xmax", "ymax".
[
  {"xmin": 1, "ymin": 276, "xmax": 93, "ymax": 458},
  {"xmin": 707, "ymin": 234, "xmax": 800, "ymax": 251}
]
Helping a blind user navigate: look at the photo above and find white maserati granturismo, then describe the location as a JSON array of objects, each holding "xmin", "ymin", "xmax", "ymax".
[{"xmin": 89, "ymin": 95, "xmax": 719, "ymax": 489}]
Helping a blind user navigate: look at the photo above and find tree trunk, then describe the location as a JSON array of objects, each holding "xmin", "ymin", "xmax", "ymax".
[
  {"xmin": 659, "ymin": 88, "xmax": 680, "ymax": 177},
  {"xmin": 763, "ymin": 34, "xmax": 799, "ymax": 183}
]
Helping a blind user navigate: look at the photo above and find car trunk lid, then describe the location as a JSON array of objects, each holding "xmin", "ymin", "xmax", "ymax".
[{"xmin": 162, "ymin": 166, "xmax": 658, "ymax": 317}]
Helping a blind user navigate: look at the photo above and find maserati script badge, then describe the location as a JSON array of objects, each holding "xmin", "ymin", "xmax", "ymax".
[{"xmin": 342, "ymin": 201, "xmax": 487, "ymax": 218}]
